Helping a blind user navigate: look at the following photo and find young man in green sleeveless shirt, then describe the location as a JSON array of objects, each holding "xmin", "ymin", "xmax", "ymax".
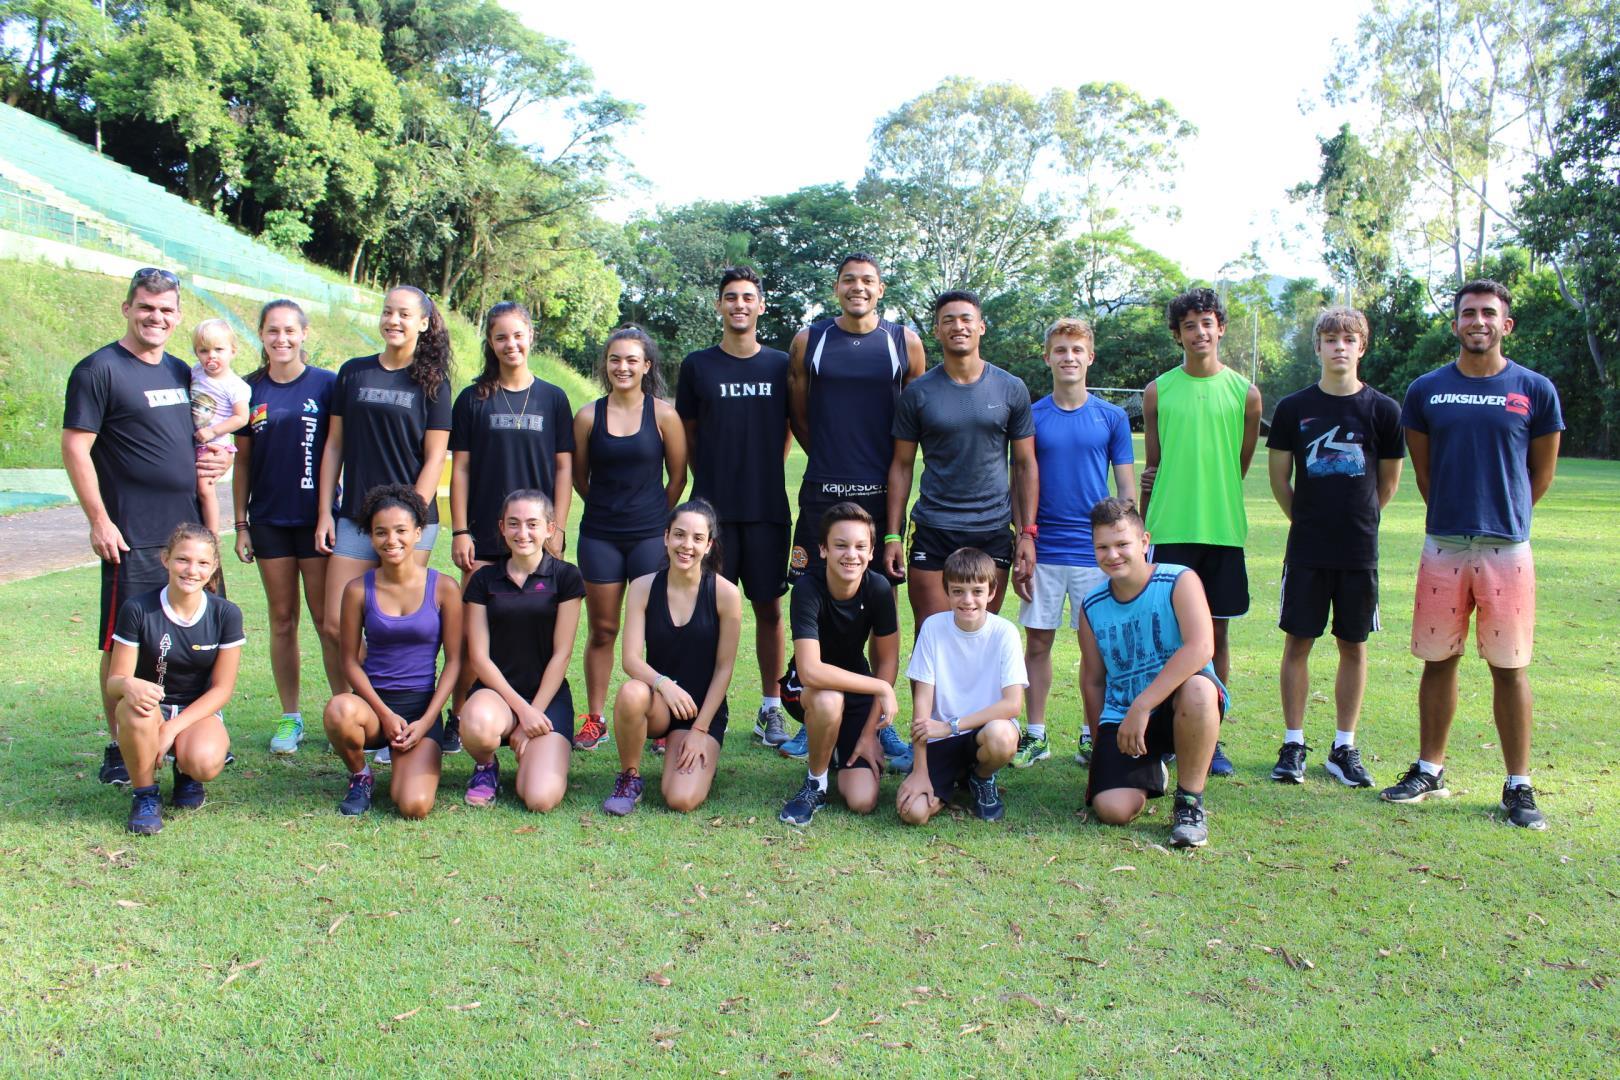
[{"xmin": 1138, "ymin": 288, "xmax": 1262, "ymax": 776}]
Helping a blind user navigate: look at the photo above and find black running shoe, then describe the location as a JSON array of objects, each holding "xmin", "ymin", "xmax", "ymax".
[
  {"xmin": 170, "ymin": 764, "xmax": 206, "ymax": 809},
  {"xmin": 1168, "ymin": 790, "xmax": 1208, "ymax": 847},
  {"xmin": 1379, "ymin": 762, "xmax": 1449, "ymax": 803},
  {"xmin": 99, "ymin": 742, "xmax": 130, "ymax": 786},
  {"xmin": 1271, "ymin": 741, "xmax": 1308, "ymax": 784},
  {"xmin": 1500, "ymin": 783, "xmax": 1547, "ymax": 830},
  {"xmin": 126, "ymin": 785, "xmax": 163, "ymax": 835},
  {"xmin": 778, "ymin": 777, "xmax": 828, "ymax": 826},
  {"xmin": 968, "ymin": 770, "xmax": 1005, "ymax": 821},
  {"xmin": 441, "ymin": 712, "xmax": 462, "ymax": 754},
  {"xmin": 339, "ymin": 772, "xmax": 374, "ymax": 816},
  {"xmin": 1325, "ymin": 743, "xmax": 1374, "ymax": 788}
]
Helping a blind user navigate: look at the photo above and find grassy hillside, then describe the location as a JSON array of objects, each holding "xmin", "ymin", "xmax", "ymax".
[{"xmin": 0, "ymin": 259, "xmax": 597, "ymax": 469}]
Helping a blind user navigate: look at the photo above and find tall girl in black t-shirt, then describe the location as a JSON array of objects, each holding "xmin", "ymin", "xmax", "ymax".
[
  {"xmin": 570, "ymin": 326, "xmax": 687, "ymax": 753},
  {"xmin": 315, "ymin": 286, "xmax": 454, "ymax": 673},
  {"xmin": 447, "ymin": 302, "xmax": 575, "ymax": 738},
  {"xmin": 232, "ymin": 299, "xmax": 342, "ymax": 756},
  {"xmin": 460, "ymin": 490, "xmax": 585, "ymax": 812},
  {"xmin": 322, "ymin": 485, "xmax": 462, "ymax": 819},
  {"xmin": 602, "ymin": 499, "xmax": 741, "ymax": 816},
  {"xmin": 107, "ymin": 523, "xmax": 245, "ymax": 835}
]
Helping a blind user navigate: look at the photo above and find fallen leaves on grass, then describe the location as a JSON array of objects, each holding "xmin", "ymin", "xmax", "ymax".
[
  {"xmin": 1066, "ymin": 955, "xmax": 1108, "ymax": 968},
  {"xmin": 1000, "ymin": 992, "xmax": 1046, "ymax": 1009},
  {"xmin": 326, "ymin": 913, "xmax": 348, "ymax": 937},
  {"xmin": 512, "ymin": 825, "xmax": 536, "ymax": 834},
  {"xmin": 1108, "ymin": 865, "xmax": 1136, "ymax": 873},
  {"xmin": 219, "ymin": 958, "xmax": 265, "ymax": 987},
  {"xmin": 113, "ymin": 899, "xmax": 143, "ymax": 909},
  {"xmin": 446, "ymin": 1002, "xmax": 481, "ymax": 1012},
  {"xmin": 1260, "ymin": 946, "xmax": 1315, "ymax": 971},
  {"xmin": 390, "ymin": 1007, "xmax": 422, "ymax": 1023},
  {"xmin": 814, "ymin": 1007, "xmax": 840, "ymax": 1026},
  {"xmin": 646, "ymin": 972, "xmax": 672, "ymax": 987}
]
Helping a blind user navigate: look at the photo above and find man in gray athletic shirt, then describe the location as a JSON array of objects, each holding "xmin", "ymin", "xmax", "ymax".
[{"xmin": 885, "ymin": 290, "xmax": 1038, "ymax": 631}]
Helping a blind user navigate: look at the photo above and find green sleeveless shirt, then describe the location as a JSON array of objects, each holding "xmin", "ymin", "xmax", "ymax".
[{"xmin": 1146, "ymin": 365, "xmax": 1249, "ymax": 546}]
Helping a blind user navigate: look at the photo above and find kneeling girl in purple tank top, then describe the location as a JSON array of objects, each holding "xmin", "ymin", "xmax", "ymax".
[
  {"xmin": 322, "ymin": 485, "xmax": 463, "ymax": 819},
  {"xmin": 602, "ymin": 499, "xmax": 742, "ymax": 817}
]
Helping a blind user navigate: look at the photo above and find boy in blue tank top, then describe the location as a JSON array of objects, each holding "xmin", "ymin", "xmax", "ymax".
[{"xmin": 1077, "ymin": 497, "xmax": 1225, "ymax": 848}]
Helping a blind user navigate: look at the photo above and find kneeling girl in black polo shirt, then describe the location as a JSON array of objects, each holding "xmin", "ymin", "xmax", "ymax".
[
  {"xmin": 602, "ymin": 499, "xmax": 742, "ymax": 816},
  {"xmin": 109, "ymin": 523, "xmax": 245, "ymax": 835},
  {"xmin": 322, "ymin": 485, "xmax": 463, "ymax": 819},
  {"xmin": 460, "ymin": 489, "xmax": 586, "ymax": 811}
]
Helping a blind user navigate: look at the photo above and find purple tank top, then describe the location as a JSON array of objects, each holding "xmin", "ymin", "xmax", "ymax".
[{"xmin": 361, "ymin": 568, "xmax": 441, "ymax": 692}]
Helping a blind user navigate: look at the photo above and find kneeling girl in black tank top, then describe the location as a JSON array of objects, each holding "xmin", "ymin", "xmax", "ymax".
[
  {"xmin": 570, "ymin": 326, "xmax": 688, "ymax": 751},
  {"xmin": 601, "ymin": 499, "xmax": 741, "ymax": 816},
  {"xmin": 459, "ymin": 489, "xmax": 585, "ymax": 812},
  {"xmin": 322, "ymin": 485, "xmax": 462, "ymax": 819}
]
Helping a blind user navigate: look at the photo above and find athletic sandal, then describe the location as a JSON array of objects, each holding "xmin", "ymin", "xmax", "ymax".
[
  {"xmin": 1271, "ymin": 742, "xmax": 1308, "ymax": 784},
  {"xmin": 574, "ymin": 714, "xmax": 607, "ymax": 750},
  {"xmin": 339, "ymin": 773, "xmax": 374, "ymax": 816},
  {"xmin": 602, "ymin": 770, "xmax": 645, "ymax": 816},
  {"xmin": 879, "ymin": 725, "xmax": 914, "ymax": 773},
  {"xmin": 1499, "ymin": 783, "xmax": 1547, "ymax": 830},
  {"xmin": 465, "ymin": 759, "xmax": 499, "ymax": 807},
  {"xmin": 968, "ymin": 771, "xmax": 1005, "ymax": 821},
  {"xmin": 269, "ymin": 714, "xmax": 304, "ymax": 755},
  {"xmin": 127, "ymin": 785, "xmax": 163, "ymax": 835},
  {"xmin": 1379, "ymin": 763, "xmax": 1449, "ymax": 803},
  {"xmin": 1324, "ymin": 743, "xmax": 1374, "ymax": 788},
  {"xmin": 754, "ymin": 704, "xmax": 790, "ymax": 747},
  {"xmin": 1168, "ymin": 791, "xmax": 1208, "ymax": 848},
  {"xmin": 100, "ymin": 742, "xmax": 130, "ymax": 786},
  {"xmin": 1011, "ymin": 730, "xmax": 1050, "ymax": 768},
  {"xmin": 170, "ymin": 764, "xmax": 206, "ymax": 809},
  {"xmin": 778, "ymin": 778, "xmax": 828, "ymax": 826}
]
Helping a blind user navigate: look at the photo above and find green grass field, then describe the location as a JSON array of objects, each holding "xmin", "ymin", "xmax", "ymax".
[{"xmin": 1, "ymin": 437, "xmax": 1616, "ymax": 1075}]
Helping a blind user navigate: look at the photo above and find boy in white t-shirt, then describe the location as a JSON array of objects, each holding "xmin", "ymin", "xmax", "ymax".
[
  {"xmin": 897, "ymin": 548, "xmax": 1026, "ymax": 823},
  {"xmin": 188, "ymin": 319, "xmax": 250, "ymax": 538}
]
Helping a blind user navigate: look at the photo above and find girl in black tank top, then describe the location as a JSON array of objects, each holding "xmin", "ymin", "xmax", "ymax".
[
  {"xmin": 570, "ymin": 327, "xmax": 689, "ymax": 750},
  {"xmin": 600, "ymin": 500, "xmax": 740, "ymax": 817}
]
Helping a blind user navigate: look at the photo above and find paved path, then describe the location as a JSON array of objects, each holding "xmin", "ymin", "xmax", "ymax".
[{"xmin": 0, "ymin": 484, "xmax": 233, "ymax": 584}]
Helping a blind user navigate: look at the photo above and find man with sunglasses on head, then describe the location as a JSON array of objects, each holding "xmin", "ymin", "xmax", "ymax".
[{"xmin": 63, "ymin": 268, "xmax": 232, "ymax": 786}]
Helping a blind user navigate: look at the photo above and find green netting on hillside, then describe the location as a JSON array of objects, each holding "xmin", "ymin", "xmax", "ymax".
[{"xmin": 0, "ymin": 104, "xmax": 366, "ymax": 310}]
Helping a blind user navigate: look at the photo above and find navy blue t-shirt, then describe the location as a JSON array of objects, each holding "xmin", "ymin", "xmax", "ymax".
[
  {"xmin": 1399, "ymin": 360, "xmax": 1563, "ymax": 542},
  {"xmin": 244, "ymin": 364, "xmax": 336, "ymax": 527}
]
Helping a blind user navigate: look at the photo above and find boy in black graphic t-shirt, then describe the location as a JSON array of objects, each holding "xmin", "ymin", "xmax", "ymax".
[
  {"xmin": 1266, "ymin": 306, "xmax": 1403, "ymax": 788},
  {"xmin": 676, "ymin": 268, "xmax": 794, "ymax": 746}
]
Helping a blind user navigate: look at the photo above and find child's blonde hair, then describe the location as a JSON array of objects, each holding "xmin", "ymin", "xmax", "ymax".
[{"xmin": 192, "ymin": 318, "xmax": 236, "ymax": 353}]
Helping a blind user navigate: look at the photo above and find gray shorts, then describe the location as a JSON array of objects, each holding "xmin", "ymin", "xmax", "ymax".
[{"xmin": 332, "ymin": 515, "xmax": 439, "ymax": 560}]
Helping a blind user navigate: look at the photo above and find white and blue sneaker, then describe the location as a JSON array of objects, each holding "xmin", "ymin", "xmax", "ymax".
[{"xmin": 269, "ymin": 714, "xmax": 304, "ymax": 755}]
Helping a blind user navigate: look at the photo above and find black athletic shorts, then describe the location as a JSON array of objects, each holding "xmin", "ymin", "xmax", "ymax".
[
  {"xmin": 790, "ymin": 483, "xmax": 899, "ymax": 584},
  {"xmin": 248, "ymin": 523, "xmax": 323, "ymax": 562},
  {"xmin": 1086, "ymin": 674, "xmax": 1225, "ymax": 803},
  {"xmin": 1279, "ymin": 565, "xmax": 1380, "ymax": 642},
  {"xmin": 908, "ymin": 522, "xmax": 1015, "ymax": 573},
  {"xmin": 577, "ymin": 532, "xmax": 664, "ymax": 585},
  {"xmin": 719, "ymin": 520, "xmax": 789, "ymax": 601},
  {"xmin": 99, "ymin": 546, "xmax": 167, "ymax": 651},
  {"xmin": 363, "ymin": 689, "xmax": 448, "ymax": 750},
  {"xmin": 780, "ymin": 663, "xmax": 879, "ymax": 773},
  {"xmin": 468, "ymin": 678, "xmax": 576, "ymax": 742},
  {"xmin": 922, "ymin": 731, "xmax": 980, "ymax": 801},
  {"xmin": 1150, "ymin": 542, "xmax": 1248, "ymax": 619}
]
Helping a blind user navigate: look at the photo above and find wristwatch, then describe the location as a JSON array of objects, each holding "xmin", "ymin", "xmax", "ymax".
[{"xmin": 948, "ymin": 716, "xmax": 961, "ymax": 737}]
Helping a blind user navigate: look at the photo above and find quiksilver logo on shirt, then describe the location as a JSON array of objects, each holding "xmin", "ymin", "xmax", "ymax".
[{"xmin": 1428, "ymin": 393, "xmax": 1506, "ymax": 406}]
